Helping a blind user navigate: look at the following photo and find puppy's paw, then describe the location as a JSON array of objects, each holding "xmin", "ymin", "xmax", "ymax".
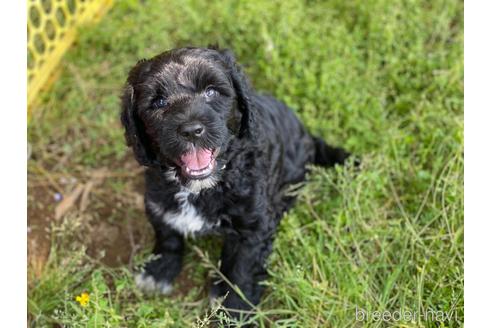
[
  {"xmin": 135, "ymin": 271, "xmax": 173, "ymax": 295},
  {"xmin": 209, "ymin": 280, "xmax": 227, "ymax": 303}
]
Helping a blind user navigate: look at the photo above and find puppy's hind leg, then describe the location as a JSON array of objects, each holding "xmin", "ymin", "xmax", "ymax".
[{"xmin": 211, "ymin": 230, "xmax": 274, "ymax": 322}]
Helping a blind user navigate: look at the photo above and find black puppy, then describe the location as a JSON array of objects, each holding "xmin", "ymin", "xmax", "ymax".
[{"xmin": 121, "ymin": 47, "xmax": 350, "ymax": 317}]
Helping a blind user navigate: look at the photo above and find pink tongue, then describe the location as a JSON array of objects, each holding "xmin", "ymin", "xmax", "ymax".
[{"xmin": 180, "ymin": 148, "xmax": 213, "ymax": 170}]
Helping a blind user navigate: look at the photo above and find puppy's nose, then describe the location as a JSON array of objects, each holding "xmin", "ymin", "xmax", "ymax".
[{"xmin": 179, "ymin": 122, "xmax": 205, "ymax": 140}]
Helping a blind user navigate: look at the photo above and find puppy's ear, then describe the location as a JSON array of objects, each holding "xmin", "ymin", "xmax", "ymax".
[
  {"xmin": 219, "ymin": 49, "xmax": 256, "ymax": 138},
  {"xmin": 120, "ymin": 59, "xmax": 157, "ymax": 166}
]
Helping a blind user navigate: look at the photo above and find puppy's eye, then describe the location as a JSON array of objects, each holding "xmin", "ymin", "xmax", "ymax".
[
  {"xmin": 204, "ymin": 87, "xmax": 218, "ymax": 98},
  {"xmin": 153, "ymin": 97, "xmax": 168, "ymax": 109}
]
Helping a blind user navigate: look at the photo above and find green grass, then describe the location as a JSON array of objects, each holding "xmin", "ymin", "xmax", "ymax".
[{"xmin": 28, "ymin": 0, "xmax": 463, "ymax": 326}]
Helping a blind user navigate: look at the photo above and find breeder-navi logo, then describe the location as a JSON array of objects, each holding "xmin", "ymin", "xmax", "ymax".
[{"xmin": 355, "ymin": 306, "xmax": 460, "ymax": 323}]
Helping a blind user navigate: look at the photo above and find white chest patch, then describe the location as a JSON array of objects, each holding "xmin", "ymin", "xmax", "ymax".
[{"xmin": 147, "ymin": 190, "xmax": 207, "ymax": 237}]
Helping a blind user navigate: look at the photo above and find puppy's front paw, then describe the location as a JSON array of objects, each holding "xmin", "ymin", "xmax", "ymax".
[{"xmin": 135, "ymin": 271, "xmax": 173, "ymax": 295}]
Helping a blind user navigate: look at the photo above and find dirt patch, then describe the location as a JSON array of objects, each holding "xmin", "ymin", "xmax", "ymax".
[
  {"xmin": 27, "ymin": 185, "xmax": 54, "ymax": 278},
  {"xmin": 84, "ymin": 200, "xmax": 152, "ymax": 268},
  {"xmin": 28, "ymin": 158, "xmax": 208, "ymax": 297},
  {"xmin": 28, "ymin": 159, "xmax": 153, "ymax": 279}
]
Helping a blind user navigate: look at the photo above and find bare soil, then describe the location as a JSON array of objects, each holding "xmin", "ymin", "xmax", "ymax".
[
  {"xmin": 28, "ymin": 157, "xmax": 210, "ymax": 296},
  {"xmin": 27, "ymin": 185, "xmax": 53, "ymax": 278},
  {"xmin": 28, "ymin": 159, "xmax": 153, "ymax": 279}
]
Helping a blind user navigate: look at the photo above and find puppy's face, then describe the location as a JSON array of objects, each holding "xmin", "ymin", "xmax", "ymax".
[{"xmin": 121, "ymin": 48, "xmax": 249, "ymax": 184}]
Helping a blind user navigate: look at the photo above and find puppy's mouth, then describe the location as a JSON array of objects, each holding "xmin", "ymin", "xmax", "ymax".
[{"xmin": 178, "ymin": 147, "xmax": 218, "ymax": 179}]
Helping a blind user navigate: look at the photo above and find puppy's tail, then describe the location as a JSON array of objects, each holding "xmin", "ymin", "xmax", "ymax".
[{"xmin": 312, "ymin": 135, "xmax": 352, "ymax": 168}]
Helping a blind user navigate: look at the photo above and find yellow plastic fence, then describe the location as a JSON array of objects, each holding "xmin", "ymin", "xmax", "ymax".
[{"xmin": 27, "ymin": 0, "xmax": 113, "ymax": 113}]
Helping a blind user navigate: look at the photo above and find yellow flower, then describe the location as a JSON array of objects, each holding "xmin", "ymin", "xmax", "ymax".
[{"xmin": 75, "ymin": 292, "xmax": 90, "ymax": 307}]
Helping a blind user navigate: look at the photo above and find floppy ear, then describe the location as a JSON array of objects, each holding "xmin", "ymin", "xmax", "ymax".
[
  {"xmin": 218, "ymin": 49, "xmax": 256, "ymax": 138},
  {"xmin": 120, "ymin": 60, "xmax": 157, "ymax": 167}
]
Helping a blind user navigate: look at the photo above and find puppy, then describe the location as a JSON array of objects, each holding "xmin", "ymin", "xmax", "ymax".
[{"xmin": 121, "ymin": 47, "xmax": 351, "ymax": 318}]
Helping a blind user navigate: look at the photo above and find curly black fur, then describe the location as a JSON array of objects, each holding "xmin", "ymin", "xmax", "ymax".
[{"xmin": 121, "ymin": 47, "xmax": 351, "ymax": 320}]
